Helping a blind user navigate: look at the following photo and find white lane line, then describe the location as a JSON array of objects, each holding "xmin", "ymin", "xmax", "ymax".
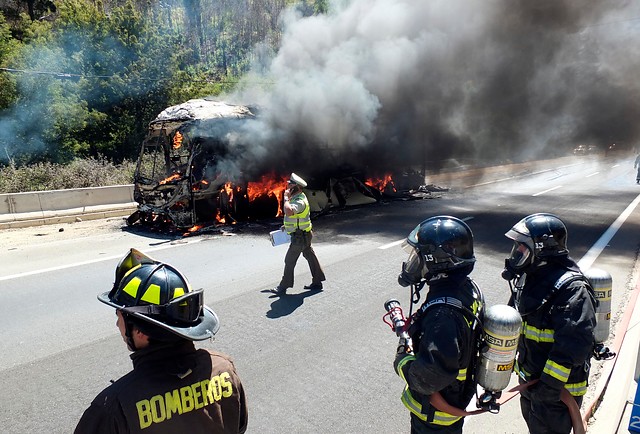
[
  {"xmin": 379, "ymin": 239, "xmax": 404, "ymax": 250},
  {"xmin": 378, "ymin": 216, "xmax": 474, "ymax": 250},
  {"xmin": 578, "ymin": 193, "xmax": 640, "ymax": 270},
  {"xmin": 0, "ymin": 239, "xmax": 201, "ymax": 282},
  {"xmin": 532, "ymin": 185, "xmax": 563, "ymax": 196},
  {"xmin": 586, "ymin": 172, "xmax": 600, "ymax": 178}
]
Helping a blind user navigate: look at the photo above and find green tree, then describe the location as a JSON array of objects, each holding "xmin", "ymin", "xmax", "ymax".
[{"xmin": 0, "ymin": 12, "xmax": 19, "ymax": 110}]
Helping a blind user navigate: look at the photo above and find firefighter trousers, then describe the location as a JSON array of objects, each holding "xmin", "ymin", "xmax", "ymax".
[
  {"xmin": 520, "ymin": 387, "xmax": 583, "ymax": 434},
  {"xmin": 279, "ymin": 230, "xmax": 325, "ymax": 289}
]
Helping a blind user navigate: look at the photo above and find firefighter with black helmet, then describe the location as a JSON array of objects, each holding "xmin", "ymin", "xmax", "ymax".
[
  {"xmin": 501, "ymin": 213, "xmax": 596, "ymax": 434},
  {"xmin": 75, "ymin": 248, "xmax": 248, "ymax": 434},
  {"xmin": 394, "ymin": 216, "xmax": 484, "ymax": 433}
]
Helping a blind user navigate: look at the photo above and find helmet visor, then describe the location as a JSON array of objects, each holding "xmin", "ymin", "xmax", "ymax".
[
  {"xmin": 508, "ymin": 242, "xmax": 532, "ymax": 269},
  {"xmin": 401, "ymin": 245, "xmax": 426, "ymax": 279},
  {"xmin": 121, "ymin": 288, "xmax": 204, "ymax": 324},
  {"xmin": 165, "ymin": 289, "xmax": 204, "ymax": 324}
]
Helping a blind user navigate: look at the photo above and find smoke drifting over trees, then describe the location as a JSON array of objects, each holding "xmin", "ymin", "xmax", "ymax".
[
  {"xmin": 228, "ymin": 0, "xmax": 640, "ymax": 177},
  {"xmin": 1, "ymin": 0, "xmax": 639, "ymax": 182}
]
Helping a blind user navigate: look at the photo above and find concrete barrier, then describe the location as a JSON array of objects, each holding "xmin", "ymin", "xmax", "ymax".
[{"xmin": 0, "ymin": 185, "xmax": 137, "ymax": 229}]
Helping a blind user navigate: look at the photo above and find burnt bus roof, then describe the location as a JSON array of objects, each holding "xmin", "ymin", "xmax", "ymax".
[{"xmin": 147, "ymin": 98, "xmax": 257, "ymax": 135}]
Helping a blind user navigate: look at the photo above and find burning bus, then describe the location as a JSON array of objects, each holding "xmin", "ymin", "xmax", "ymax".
[
  {"xmin": 128, "ymin": 97, "xmax": 417, "ymax": 231},
  {"xmin": 128, "ymin": 98, "xmax": 262, "ymax": 229}
]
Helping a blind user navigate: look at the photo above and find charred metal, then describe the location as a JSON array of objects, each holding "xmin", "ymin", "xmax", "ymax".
[{"xmin": 127, "ymin": 98, "xmax": 443, "ymax": 233}]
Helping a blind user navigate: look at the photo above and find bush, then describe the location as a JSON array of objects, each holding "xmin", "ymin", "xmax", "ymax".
[{"xmin": 0, "ymin": 156, "xmax": 136, "ymax": 193}]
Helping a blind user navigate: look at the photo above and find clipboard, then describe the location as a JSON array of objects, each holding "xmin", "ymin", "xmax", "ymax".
[{"xmin": 269, "ymin": 229, "xmax": 291, "ymax": 246}]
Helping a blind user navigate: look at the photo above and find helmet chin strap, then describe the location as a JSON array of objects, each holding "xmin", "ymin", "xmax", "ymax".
[{"xmin": 122, "ymin": 313, "xmax": 139, "ymax": 351}]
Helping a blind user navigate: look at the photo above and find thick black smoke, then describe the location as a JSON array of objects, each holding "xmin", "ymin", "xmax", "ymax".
[{"xmin": 227, "ymin": 0, "xmax": 640, "ymax": 180}]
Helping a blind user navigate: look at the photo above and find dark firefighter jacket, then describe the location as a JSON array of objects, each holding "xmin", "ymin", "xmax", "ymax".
[
  {"xmin": 510, "ymin": 258, "xmax": 597, "ymax": 397},
  {"xmin": 395, "ymin": 274, "xmax": 483, "ymax": 427},
  {"xmin": 75, "ymin": 340, "xmax": 248, "ymax": 434}
]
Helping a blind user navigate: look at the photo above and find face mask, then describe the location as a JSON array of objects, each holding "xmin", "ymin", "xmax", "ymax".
[
  {"xmin": 398, "ymin": 247, "xmax": 426, "ymax": 287},
  {"xmin": 502, "ymin": 241, "xmax": 533, "ymax": 280}
]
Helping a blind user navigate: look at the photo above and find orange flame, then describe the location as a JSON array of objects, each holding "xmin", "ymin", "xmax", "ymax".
[
  {"xmin": 192, "ymin": 179, "xmax": 209, "ymax": 191},
  {"xmin": 159, "ymin": 173, "xmax": 182, "ymax": 185},
  {"xmin": 223, "ymin": 182, "xmax": 234, "ymax": 201},
  {"xmin": 183, "ymin": 224, "xmax": 203, "ymax": 236},
  {"xmin": 172, "ymin": 131, "xmax": 183, "ymax": 150},
  {"xmin": 247, "ymin": 173, "xmax": 288, "ymax": 217},
  {"xmin": 365, "ymin": 174, "xmax": 396, "ymax": 193},
  {"xmin": 215, "ymin": 182, "xmax": 236, "ymax": 225}
]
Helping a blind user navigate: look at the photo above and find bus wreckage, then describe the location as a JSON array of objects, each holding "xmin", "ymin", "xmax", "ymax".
[{"xmin": 127, "ymin": 98, "xmax": 436, "ymax": 232}]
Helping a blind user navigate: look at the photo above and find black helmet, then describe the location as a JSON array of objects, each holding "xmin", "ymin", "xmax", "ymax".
[
  {"xmin": 98, "ymin": 248, "xmax": 219, "ymax": 341},
  {"xmin": 506, "ymin": 213, "xmax": 568, "ymax": 257},
  {"xmin": 399, "ymin": 216, "xmax": 475, "ymax": 286},
  {"xmin": 504, "ymin": 213, "xmax": 568, "ymax": 273}
]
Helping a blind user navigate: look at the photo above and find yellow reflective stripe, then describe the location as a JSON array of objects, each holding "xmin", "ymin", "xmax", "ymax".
[
  {"xmin": 565, "ymin": 381, "xmax": 588, "ymax": 396},
  {"xmin": 400, "ymin": 387, "xmax": 462, "ymax": 425},
  {"xmin": 456, "ymin": 368, "xmax": 467, "ymax": 382},
  {"xmin": 173, "ymin": 287, "xmax": 185, "ymax": 299},
  {"xmin": 123, "ymin": 276, "xmax": 142, "ymax": 298},
  {"xmin": 396, "ymin": 354, "xmax": 416, "ymax": 381},
  {"xmin": 522, "ymin": 322, "xmax": 554, "ymax": 343},
  {"xmin": 140, "ymin": 284, "xmax": 161, "ymax": 305},
  {"xmin": 543, "ymin": 360, "xmax": 570, "ymax": 383},
  {"xmin": 401, "ymin": 387, "xmax": 427, "ymax": 421},
  {"xmin": 432, "ymin": 411, "xmax": 462, "ymax": 426}
]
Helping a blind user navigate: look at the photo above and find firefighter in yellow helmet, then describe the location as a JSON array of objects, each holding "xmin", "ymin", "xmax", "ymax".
[
  {"xmin": 75, "ymin": 248, "xmax": 248, "ymax": 434},
  {"xmin": 270, "ymin": 172, "xmax": 326, "ymax": 295}
]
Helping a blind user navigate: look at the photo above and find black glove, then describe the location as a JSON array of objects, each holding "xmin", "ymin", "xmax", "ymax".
[
  {"xmin": 528, "ymin": 380, "xmax": 562, "ymax": 403},
  {"xmin": 394, "ymin": 351, "xmax": 409, "ymax": 375}
]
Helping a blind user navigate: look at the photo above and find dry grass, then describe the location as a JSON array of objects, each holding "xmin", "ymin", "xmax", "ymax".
[{"xmin": 0, "ymin": 157, "xmax": 137, "ymax": 193}]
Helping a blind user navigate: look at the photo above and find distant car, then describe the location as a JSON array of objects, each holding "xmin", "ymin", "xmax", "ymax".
[
  {"xmin": 573, "ymin": 145, "xmax": 587, "ymax": 155},
  {"xmin": 605, "ymin": 142, "xmax": 628, "ymax": 156},
  {"xmin": 587, "ymin": 145, "xmax": 599, "ymax": 154}
]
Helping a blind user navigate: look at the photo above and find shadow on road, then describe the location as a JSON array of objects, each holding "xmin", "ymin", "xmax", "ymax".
[{"xmin": 261, "ymin": 288, "xmax": 323, "ymax": 318}]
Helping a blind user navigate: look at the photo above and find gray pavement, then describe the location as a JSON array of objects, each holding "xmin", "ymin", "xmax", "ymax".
[{"xmin": 3, "ymin": 158, "xmax": 640, "ymax": 433}]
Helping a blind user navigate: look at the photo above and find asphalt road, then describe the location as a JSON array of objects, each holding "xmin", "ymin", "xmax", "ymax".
[{"xmin": 1, "ymin": 154, "xmax": 639, "ymax": 434}]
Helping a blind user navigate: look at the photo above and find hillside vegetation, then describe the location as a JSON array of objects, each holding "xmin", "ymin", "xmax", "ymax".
[{"xmin": 0, "ymin": 0, "xmax": 326, "ymax": 191}]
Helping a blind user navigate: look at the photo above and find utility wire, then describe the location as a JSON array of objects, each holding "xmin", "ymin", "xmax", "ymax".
[{"xmin": 0, "ymin": 67, "xmax": 259, "ymax": 83}]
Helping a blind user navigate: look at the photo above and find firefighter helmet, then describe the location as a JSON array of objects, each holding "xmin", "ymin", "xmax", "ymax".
[
  {"xmin": 504, "ymin": 213, "xmax": 568, "ymax": 271},
  {"xmin": 98, "ymin": 248, "xmax": 219, "ymax": 341},
  {"xmin": 400, "ymin": 216, "xmax": 475, "ymax": 284}
]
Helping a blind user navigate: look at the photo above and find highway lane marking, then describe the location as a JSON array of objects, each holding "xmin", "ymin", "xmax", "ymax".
[
  {"xmin": 578, "ymin": 192, "xmax": 640, "ymax": 270},
  {"xmin": 379, "ymin": 239, "xmax": 404, "ymax": 250},
  {"xmin": 532, "ymin": 185, "xmax": 563, "ymax": 196},
  {"xmin": 378, "ymin": 217, "xmax": 474, "ymax": 250},
  {"xmin": 586, "ymin": 172, "xmax": 600, "ymax": 178},
  {"xmin": 0, "ymin": 239, "xmax": 203, "ymax": 282},
  {"xmin": 467, "ymin": 162, "xmax": 583, "ymax": 188}
]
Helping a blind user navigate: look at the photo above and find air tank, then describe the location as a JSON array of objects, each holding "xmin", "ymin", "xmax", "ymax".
[
  {"xmin": 584, "ymin": 267, "xmax": 612, "ymax": 344},
  {"xmin": 476, "ymin": 304, "xmax": 522, "ymax": 392}
]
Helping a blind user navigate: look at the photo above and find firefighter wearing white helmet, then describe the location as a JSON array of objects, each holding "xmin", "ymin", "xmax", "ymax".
[
  {"xmin": 75, "ymin": 248, "xmax": 248, "ymax": 434},
  {"xmin": 501, "ymin": 213, "xmax": 596, "ymax": 434},
  {"xmin": 270, "ymin": 172, "xmax": 326, "ymax": 295}
]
